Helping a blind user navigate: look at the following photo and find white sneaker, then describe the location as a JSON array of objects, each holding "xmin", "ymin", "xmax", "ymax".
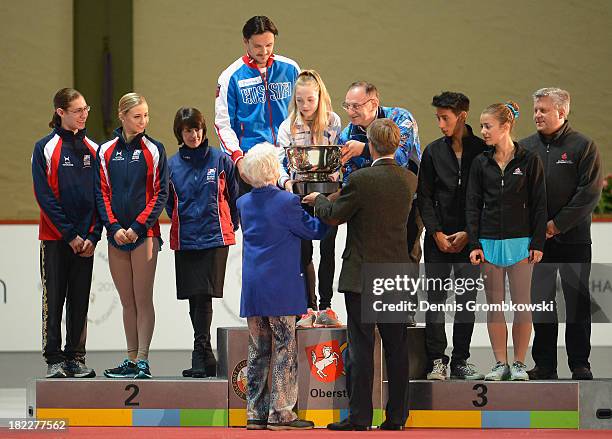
[
  {"xmin": 427, "ymin": 358, "xmax": 448, "ymax": 380},
  {"xmin": 485, "ymin": 361, "xmax": 510, "ymax": 381},
  {"xmin": 296, "ymin": 308, "xmax": 317, "ymax": 328},
  {"xmin": 510, "ymin": 361, "xmax": 529, "ymax": 381}
]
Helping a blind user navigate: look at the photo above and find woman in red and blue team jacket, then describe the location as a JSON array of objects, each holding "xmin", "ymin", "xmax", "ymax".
[
  {"xmin": 32, "ymin": 88, "xmax": 100, "ymax": 379},
  {"xmin": 95, "ymin": 93, "xmax": 169, "ymax": 379},
  {"xmin": 166, "ymin": 107, "xmax": 239, "ymax": 378}
]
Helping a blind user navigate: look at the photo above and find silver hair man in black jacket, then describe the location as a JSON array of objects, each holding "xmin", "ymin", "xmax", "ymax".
[{"xmin": 521, "ymin": 87, "xmax": 603, "ymax": 380}]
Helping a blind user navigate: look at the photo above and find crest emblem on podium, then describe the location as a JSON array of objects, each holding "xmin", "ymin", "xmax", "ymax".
[
  {"xmin": 231, "ymin": 359, "xmax": 248, "ymax": 400},
  {"xmin": 305, "ymin": 340, "xmax": 346, "ymax": 383}
]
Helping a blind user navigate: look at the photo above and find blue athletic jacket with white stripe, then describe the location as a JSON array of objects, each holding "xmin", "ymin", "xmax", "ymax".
[
  {"xmin": 95, "ymin": 128, "xmax": 168, "ymax": 248},
  {"xmin": 32, "ymin": 126, "xmax": 102, "ymax": 243},
  {"xmin": 214, "ymin": 53, "xmax": 300, "ymax": 163}
]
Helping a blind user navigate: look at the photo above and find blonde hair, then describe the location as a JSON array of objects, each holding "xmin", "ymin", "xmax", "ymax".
[
  {"xmin": 118, "ymin": 92, "xmax": 147, "ymax": 116},
  {"xmin": 367, "ymin": 118, "xmax": 400, "ymax": 156},
  {"xmin": 288, "ymin": 70, "xmax": 333, "ymax": 145},
  {"xmin": 482, "ymin": 101, "xmax": 520, "ymax": 132},
  {"xmin": 241, "ymin": 143, "xmax": 280, "ymax": 188}
]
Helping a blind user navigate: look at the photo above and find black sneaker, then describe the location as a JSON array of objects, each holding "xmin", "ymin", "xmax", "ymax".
[
  {"xmin": 571, "ymin": 367, "xmax": 593, "ymax": 380},
  {"xmin": 104, "ymin": 359, "xmax": 138, "ymax": 378},
  {"xmin": 46, "ymin": 362, "xmax": 67, "ymax": 378},
  {"xmin": 527, "ymin": 366, "xmax": 558, "ymax": 380},
  {"xmin": 451, "ymin": 361, "xmax": 485, "ymax": 380},
  {"xmin": 64, "ymin": 360, "xmax": 96, "ymax": 378},
  {"xmin": 268, "ymin": 419, "xmax": 314, "ymax": 430},
  {"xmin": 135, "ymin": 359, "xmax": 152, "ymax": 379}
]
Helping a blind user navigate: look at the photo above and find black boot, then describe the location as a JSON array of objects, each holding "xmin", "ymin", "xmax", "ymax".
[{"xmin": 187, "ymin": 295, "xmax": 217, "ymax": 378}]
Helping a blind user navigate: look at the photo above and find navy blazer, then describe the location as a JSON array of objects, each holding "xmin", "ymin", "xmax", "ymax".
[{"xmin": 238, "ymin": 185, "xmax": 328, "ymax": 317}]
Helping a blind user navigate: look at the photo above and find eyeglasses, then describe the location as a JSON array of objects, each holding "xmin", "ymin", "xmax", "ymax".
[
  {"xmin": 67, "ymin": 105, "xmax": 91, "ymax": 115},
  {"xmin": 341, "ymin": 98, "xmax": 373, "ymax": 112}
]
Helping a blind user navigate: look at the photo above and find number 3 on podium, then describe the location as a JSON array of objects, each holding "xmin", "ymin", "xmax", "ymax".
[{"xmin": 472, "ymin": 383, "xmax": 488, "ymax": 407}]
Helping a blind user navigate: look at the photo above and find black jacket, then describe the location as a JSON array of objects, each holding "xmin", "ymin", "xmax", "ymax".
[
  {"xmin": 314, "ymin": 158, "xmax": 417, "ymax": 294},
  {"xmin": 466, "ymin": 143, "xmax": 547, "ymax": 252},
  {"xmin": 418, "ymin": 125, "xmax": 487, "ymax": 235},
  {"xmin": 520, "ymin": 121, "xmax": 602, "ymax": 245}
]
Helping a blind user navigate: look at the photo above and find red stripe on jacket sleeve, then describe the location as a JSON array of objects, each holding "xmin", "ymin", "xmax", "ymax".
[
  {"xmin": 169, "ymin": 180, "xmax": 180, "ymax": 250},
  {"xmin": 136, "ymin": 143, "xmax": 160, "ymax": 234},
  {"xmin": 217, "ymin": 170, "xmax": 235, "ymax": 245},
  {"xmin": 33, "ymin": 184, "xmax": 62, "ymax": 240}
]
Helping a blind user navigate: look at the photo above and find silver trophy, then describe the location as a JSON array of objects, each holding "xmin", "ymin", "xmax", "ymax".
[{"xmin": 284, "ymin": 145, "xmax": 343, "ymax": 195}]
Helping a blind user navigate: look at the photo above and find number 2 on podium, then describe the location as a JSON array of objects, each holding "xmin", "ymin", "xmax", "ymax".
[{"xmin": 125, "ymin": 384, "xmax": 140, "ymax": 406}]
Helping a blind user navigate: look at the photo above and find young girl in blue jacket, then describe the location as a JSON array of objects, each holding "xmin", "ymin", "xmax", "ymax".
[{"xmin": 166, "ymin": 107, "xmax": 239, "ymax": 377}]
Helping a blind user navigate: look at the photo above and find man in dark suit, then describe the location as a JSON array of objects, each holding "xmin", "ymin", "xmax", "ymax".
[{"xmin": 302, "ymin": 118, "xmax": 417, "ymax": 431}]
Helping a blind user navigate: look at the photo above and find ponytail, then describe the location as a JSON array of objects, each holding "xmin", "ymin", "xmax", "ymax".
[{"xmin": 49, "ymin": 88, "xmax": 82, "ymax": 128}]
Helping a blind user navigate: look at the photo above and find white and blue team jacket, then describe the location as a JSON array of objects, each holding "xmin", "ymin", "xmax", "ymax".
[{"xmin": 214, "ymin": 53, "xmax": 300, "ymax": 164}]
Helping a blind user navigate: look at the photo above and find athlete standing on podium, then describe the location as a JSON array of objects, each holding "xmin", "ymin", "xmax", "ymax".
[
  {"xmin": 33, "ymin": 88, "xmax": 100, "ymax": 379},
  {"xmin": 466, "ymin": 102, "xmax": 546, "ymax": 381},
  {"xmin": 214, "ymin": 15, "xmax": 300, "ymax": 195},
  {"xmin": 96, "ymin": 93, "xmax": 169, "ymax": 379},
  {"xmin": 277, "ymin": 70, "xmax": 343, "ymax": 329},
  {"xmin": 418, "ymin": 92, "xmax": 486, "ymax": 381}
]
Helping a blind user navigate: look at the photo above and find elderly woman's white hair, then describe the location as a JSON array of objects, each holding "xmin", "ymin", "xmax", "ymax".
[{"xmin": 241, "ymin": 142, "xmax": 281, "ymax": 188}]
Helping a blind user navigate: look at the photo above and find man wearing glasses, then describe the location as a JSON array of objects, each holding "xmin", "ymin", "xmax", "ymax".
[
  {"xmin": 339, "ymin": 82, "xmax": 421, "ymax": 178},
  {"xmin": 338, "ymin": 82, "xmax": 423, "ymax": 323}
]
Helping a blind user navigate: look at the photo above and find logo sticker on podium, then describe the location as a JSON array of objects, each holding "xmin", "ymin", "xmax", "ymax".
[{"xmin": 305, "ymin": 340, "xmax": 346, "ymax": 383}]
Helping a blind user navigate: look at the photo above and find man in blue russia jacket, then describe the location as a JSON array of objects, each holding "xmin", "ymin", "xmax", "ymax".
[{"xmin": 214, "ymin": 15, "xmax": 299, "ymax": 193}]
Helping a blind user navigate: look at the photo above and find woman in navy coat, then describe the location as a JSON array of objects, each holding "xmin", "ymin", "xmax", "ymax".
[
  {"xmin": 166, "ymin": 107, "xmax": 239, "ymax": 378},
  {"xmin": 238, "ymin": 143, "xmax": 327, "ymax": 430}
]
